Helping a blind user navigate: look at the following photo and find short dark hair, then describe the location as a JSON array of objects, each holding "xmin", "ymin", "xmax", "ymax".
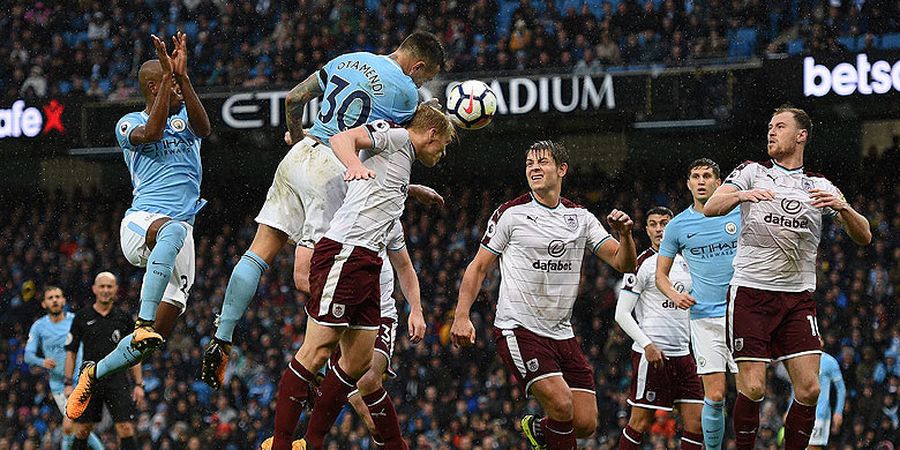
[
  {"xmin": 688, "ymin": 158, "xmax": 720, "ymax": 179},
  {"xmin": 44, "ymin": 286, "xmax": 63, "ymax": 297},
  {"xmin": 399, "ymin": 31, "xmax": 445, "ymax": 70},
  {"xmin": 773, "ymin": 104, "xmax": 812, "ymax": 137},
  {"xmin": 646, "ymin": 206, "xmax": 674, "ymax": 219},
  {"xmin": 526, "ymin": 140, "xmax": 569, "ymax": 166}
]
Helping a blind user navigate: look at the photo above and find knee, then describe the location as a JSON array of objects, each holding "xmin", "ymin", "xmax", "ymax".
[
  {"xmin": 62, "ymin": 420, "xmax": 73, "ymax": 435},
  {"xmin": 742, "ymin": 381, "xmax": 766, "ymax": 401},
  {"xmin": 158, "ymin": 221, "xmax": 188, "ymax": 246},
  {"xmin": 115, "ymin": 422, "xmax": 135, "ymax": 437},
  {"xmin": 543, "ymin": 392, "xmax": 574, "ymax": 421},
  {"xmin": 705, "ymin": 389, "xmax": 725, "ymax": 403},
  {"xmin": 795, "ymin": 380, "xmax": 820, "ymax": 405},
  {"xmin": 297, "ymin": 346, "xmax": 332, "ymax": 372},
  {"xmin": 628, "ymin": 412, "xmax": 653, "ymax": 434},
  {"xmin": 74, "ymin": 425, "xmax": 92, "ymax": 439}
]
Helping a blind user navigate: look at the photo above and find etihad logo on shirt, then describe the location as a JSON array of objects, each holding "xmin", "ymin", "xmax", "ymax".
[
  {"xmin": 688, "ymin": 240, "xmax": 737, "ymax": 259},
  {"xmin": 532, "ymin": 259, "xmax": 574, "ymax": 272}
]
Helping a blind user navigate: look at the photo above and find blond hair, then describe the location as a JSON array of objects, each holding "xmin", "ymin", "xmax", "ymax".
[{"xmin": 408, "ymin": 102, "xmax": 456, "ymax": 140}]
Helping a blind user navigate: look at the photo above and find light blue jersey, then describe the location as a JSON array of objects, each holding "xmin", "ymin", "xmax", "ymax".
[
  {"xmin": 116, "ymin": 105, "xmax": 206, "ymax": 223},
  {"xmin": 817, "ymin": 353, "xmax": 845, "ymax": 420},
  {"xmin": 307, "ymin": 52, "xmax": 418, "ymax": 142},
  {"xmin": 659, "ymin": 206, "xmax": 741, "ymax": 319},
  {"xmin": 25, "ymin": 313, "xmax": 81, "ymax": 393}
]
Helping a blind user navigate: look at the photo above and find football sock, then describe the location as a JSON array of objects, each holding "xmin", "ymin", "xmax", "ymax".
[
  {"xmin": 305, "ymin": 363, "xmax": 359, "ymax": 450},
  {"xmin": 541, "ymin": 417, "xmax": 576, "ymax": 450},
  {"xmin": 617, "ymin": 425, "xmax": 642, "ymax": 450},
  {"xmin": 87, "ymin": 433, "xmax": 103, "ymax": 450},
  {"xmin": 733, "ymin": 392, "xmax": 762, "ymax": 450},
  {"xmin": 362, "ymin": 388, "xmax": 406, "ymax": 450},
  {"xmin": 272, "ymin": 358, "xmax": 315, "ymax": 450},
  {"xmin": 120, "ymin": 436, "xmax": 137, "ymax": 450},
  {"xmin": 702, "ymin": 397, "xmax": 726, "ymax": 450},
  {"xmin": 138, "ymin": 221, "xmax": 187, "ymax": 322},
  {"xmin": 784, "ymin": 398, "xmax": 816, "ymax": 450},
  {"xmin": 62, "ymin": 433, "xmax": 73, "ymax": 450},
  {"xmin": 680, "ymin": 430, "xmax": 704, "ymax": 450},
  {"xmin": 96, "ymin": 334, "xmax": 151, "ymax": 379},
  {"xmin": 215, "ymin": 251, "xmax": 268, "ymax": 342}
]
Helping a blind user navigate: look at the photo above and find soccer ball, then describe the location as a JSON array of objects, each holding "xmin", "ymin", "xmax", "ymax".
[{"xmin": 446, "ymin": 80, "xmax": 497, "ymax": 130}]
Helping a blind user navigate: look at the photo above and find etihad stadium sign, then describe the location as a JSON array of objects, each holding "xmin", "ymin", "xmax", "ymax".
[{"xmin": 219, "ymin": 74, "xmax": 615, "ymax": 129}]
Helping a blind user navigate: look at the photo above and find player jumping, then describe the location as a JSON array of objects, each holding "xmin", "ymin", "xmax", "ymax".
[
  {"xmin": 200, "ymin": 31, "xmax": 445, "ymax": 391},
  {"xmin": 615, "ymin": 207, "xmax": 704, "ymax": 450},
  {"xmin": 66, "ymin": 32, "xmax": 211, "ymax": 420},
  {"xmin": 450, "ymin": 141, "xmax": 636, "ymax": 450},
  {"xmin": 704, "ymin": 105, "xmax": 871, "ymax": 450}
]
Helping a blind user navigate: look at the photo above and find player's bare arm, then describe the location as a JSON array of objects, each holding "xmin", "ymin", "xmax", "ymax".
[
  {"xmin": 810, "ymin": 188, "xmax": 872, "ymax": 245},
  {"xmin": 451, "ymin": 247, "xmax": 499, "ymax": 347},
  {"xmin": 328, "ymin": 126, "xmax": 377, "ymax": 181},
  {"xmin": 130, "ymin": 364, "xmax": 145, "ymax": 407},
  {"xmin": 594, "ymin": 209, "xmax": 637, "ymax": 273},
  {"xmin": 171, "ymin": 31, "xmax": 211, "ymax": 137},
  {"xmin": 130, "ymin": 35, "xmax": 174, "ymax": 144},
  {"xmin": 407, "ymin": 184, "xmax": 445, "ymax": 208},
  {"xmin": 655, "ymin": 255, "xmax": 696, "ymax": 309},
  {"xmin": 284, "ymin": 72, "xmax": 324, "ymax": 144},
  {"xmin": 703, "ymin": 184, "xmax": 775, "ymax": 217},
  {"xmin": 389, "ymin": 248, "xmax": 426, "ymax": 343},
  {"xmin": 63, "ymin": 350, "xmax": 76, "ymax": 397}
]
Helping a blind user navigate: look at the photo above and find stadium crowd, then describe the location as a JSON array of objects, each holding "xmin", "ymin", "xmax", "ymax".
[
  {"xmin": 1, "ymin": 139, "xmax": 897, "ymax": 449},
  {"xmin": 2, "ymin": 0, "xmax": 899, "ymax": 101}
]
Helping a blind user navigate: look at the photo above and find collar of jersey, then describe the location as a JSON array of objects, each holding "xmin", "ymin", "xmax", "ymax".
[
  {"xmin": 530, "ymin": 192, "xmax": 560, "ymax": 210},
  {"xmin": 771, "ymin": 159, "xmax": 803, "ymax": 173}
]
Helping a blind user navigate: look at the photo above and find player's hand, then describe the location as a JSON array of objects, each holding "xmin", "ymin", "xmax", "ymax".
[
  {"xmin": 607, "ymin": 209, "xmax": 633, "ymax": 234},
  {"xmin": 450, "ymin": 315, "xmax": 476, "ymax": 348},
  {"xmin": 64, "ymin": 385, "xmax": 73, "ymax": 398},
  {"xmin": 150, "ymin": 34, "xmax": 173, "ymax": 75},
  {"xmin": 408, "ymin": 308, "xmax": 427, "ymax": 344},
  {"xmin": 42, "ymin": 358, "xmax": 57, "ymax": 369},
  {"xmin": 284, "ymin": 131, "xmax": 294, "ymax": 146},
  {"xmin": 132, "ymin": 386, "xmax": 145, "ymax": 407},
  {"xmin": 809, "ymin": 189, "xmax": 847, "ymax": 212},
  {"xmin": 737, "ymin": 188, "xmax": 775, "ymax": 203},
  {"xmin": 672, "ymin": 292, "xmax": 696, "ymax": 309},
  {"xmin": 831, "ymin": 413, "xmax": 843, "ymax": 433},
  {"xmin": 344, "ymin": 164, "xmax": 375, "ymax": 181},
  {"xmin": 643, "ymin": 343, "xmax": 666, "ymax": 368},
  {"xmin": 170, "ymin": 31, "xmax": 188, "ymax": 78},
  {"xmin": 408, "ymin": 185, "xmax": 445, "ymax": 208}
]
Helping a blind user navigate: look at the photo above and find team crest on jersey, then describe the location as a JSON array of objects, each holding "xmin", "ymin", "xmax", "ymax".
[
  {"xmin": 802, "ymin": 178, "xmax": 815, "ymax": 192},
  {"xmin": 332, "ymin": 304, "xmax": 345, "ymax": 318},
  {"xmin": 725, "ymin": 222, "xmax": 737, "ymax": 235},
  {"xmin": 170, "ymin": 118, "xmax": 186, "ymax": 132},
  {"xmin": 564, "ymin": 214, "xmax": 578, "ymax": 230},
  {"xmin": 646, "ymin": 390, "xmax": 656, "ymax": 402},
  {"xmin": 111, "ymin": 329, "xmax": 121, "ymax": 343},
  {"xmin": 734, "ymin": 338, "xmax": 744, "ymax": 352},
  {"xmin": 526, "ymin": 358, "xmax": 539, "ymax": 372}
]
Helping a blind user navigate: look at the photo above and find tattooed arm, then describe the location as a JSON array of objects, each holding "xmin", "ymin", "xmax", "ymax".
[{"xmin": 284, "ymin": 72, "xmax": 325, "ymax": 144}]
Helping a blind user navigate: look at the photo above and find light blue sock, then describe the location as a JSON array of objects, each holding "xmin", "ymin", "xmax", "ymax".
[
  {"xmin": 62, "ymin": 433, "xmax": 73, "ymax": 450},
  {"xmin": 702, "ymin": 398, "xmax": 726, "ymax": 450},
  {"xmin": 215, "ymin": 251, "xmax": 269, "ymax": 342},
  {"xmin": 95, "ymin": 334, "xmax": 152, "ymax": 379},
  {"xmin": 87, "ymin": 433, "xmax": 104, "ymax": 450},
  {"xmin": 138, "ymin": 221, "xmax": 187, "ymax": 321}
]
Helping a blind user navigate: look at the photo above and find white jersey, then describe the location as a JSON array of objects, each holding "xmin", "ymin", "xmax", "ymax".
[
  {"xmin": 325, "ymin": 120, "xmax": 415, "ymax": 252},
  {"xmin": 724, "ymin": 160, "xmax": 842, "ymax": 292},
  {"xmin": 482, "ymin": 194, "xmax": 612, "ymax": 339},
  {"xmin": 378, "ymin": 220, "xmax": 406, "ymax": 321},
  {"xmin": 620, "ymin": 249, "xmax": 693, "ymax": 356}
]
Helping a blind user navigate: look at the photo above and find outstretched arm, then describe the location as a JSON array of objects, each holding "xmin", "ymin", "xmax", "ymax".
[
  {"xmin": 285, "ymin": 72, "xmax": 325, "ymax": 144},
  {"xmin": 171, "ymin": 31, "xmax": 211, "ymax": 137},
  {"xmin": 450, "ymin": 247, "xmax": 498, "ymax": 347},
  {"xmin": 328, "ymin": 126, "xmax": 376, "ymax": 181},
  {"xmin": 704, "ymin": 184, "xmax": 775, "ymax": 217},
  {"xmin": 594, "ymin": 209, "xmax": 636, "ymax": 273},
  {"xmin": 130, "ymin": 35, "xmax": 174, "ymax": 144},
  {"xmin": 810, "ymin": 188, "xmax": 872, "ymax": 245}
]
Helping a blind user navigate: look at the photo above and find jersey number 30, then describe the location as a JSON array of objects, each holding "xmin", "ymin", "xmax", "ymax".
[{"xmin": 319, "ymin": 75, "xmax": 372, "ymax": 131}]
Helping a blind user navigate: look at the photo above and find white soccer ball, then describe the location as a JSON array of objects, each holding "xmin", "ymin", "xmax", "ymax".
[{"xmin": 446, "ymin": 80, "xmax": 497, "ymax": 130}]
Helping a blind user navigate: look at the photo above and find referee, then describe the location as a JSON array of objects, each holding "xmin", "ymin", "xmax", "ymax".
[{"xmin": 64, "ymin": 272, "xmax": 143, "ymax": 450}]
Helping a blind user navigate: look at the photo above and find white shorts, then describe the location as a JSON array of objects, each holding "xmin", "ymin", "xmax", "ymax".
[
  {"xmin": 690, "ymin": 316, "xmax": 738, "ymax": 375},
  {"xmin": 120, "ymin": 211, "xmax": 195, "ymax": 311},
  {"xmin": 53, "ymin": 391, "xmax": 67, "ymax": 415},
  {"xmin": 255, "ymin": 137, "xmax": 347, "ymax": 248},
  {"xmin": 809, "ymin": 416, "xmax": 830, "ymax": 446}
]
